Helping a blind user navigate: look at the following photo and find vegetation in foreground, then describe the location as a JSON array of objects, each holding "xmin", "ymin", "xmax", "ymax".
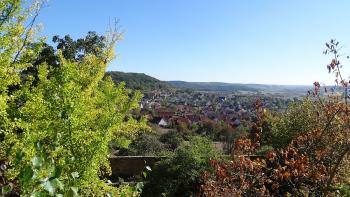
[
  {"xmin": 1, "ymin": 1, "xmax": 350, "ymax": 197},
  {"xmin": 199, "ymin": 40, "xmax": 350, "ymax": 196},
  {"xmin": 0, "ymin": 1, "xmax": 145, "ymax": 196}
]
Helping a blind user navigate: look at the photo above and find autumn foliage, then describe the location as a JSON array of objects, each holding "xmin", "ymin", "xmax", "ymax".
[{"xmin": 200, "ymin": 40, "xmax": 350, "ymax": 196}]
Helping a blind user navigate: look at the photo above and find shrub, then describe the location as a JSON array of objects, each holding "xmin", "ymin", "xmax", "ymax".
[
  {"xmin": 200, "ymin": 40, "xmax": 350, "ymax": 196},
  {"xmin": 256, "ymin": 145, "xmax": 274, "ymax": 156},
  {"xmin": 262, "ymin": 99, "xmax": 317, "ymax": 148},
  {"xmin": 159, "ymin": 130, "xmax": 184, "ymax": 150},
  {"xmin": 0, "ymin": 1, "xmax": 145, "ymax": 195},
  {"xmin": 121, "ymin": 133, "xmax": 167, "ymax": 156},
  {"xmin": 337, "ymin": 184, "xmax": 350, "ymax": 197},
  {"xmin": 141, "ymin": 136, "xmax": 219, "ymax": 197}
]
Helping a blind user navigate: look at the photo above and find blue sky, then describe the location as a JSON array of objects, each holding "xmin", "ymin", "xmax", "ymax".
[{"xmin": 37, "ymin": 0, "xmax": 350, "ymax": 85}]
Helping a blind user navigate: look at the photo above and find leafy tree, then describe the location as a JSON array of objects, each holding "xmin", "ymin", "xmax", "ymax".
[
  {"xmin": 262, "ymin": 99, "xmax": 317, "ymax": 148},
  {"xmin": 120, "ymin": 133, "xmax": 167, "ymax": 156},
  {"xmin": 220, "ymin": 125, "xmax": 247, "ymax": 154},
  {"xmin": 159, "ymin": 130, "xmax": 184, "ymax": 150},
  {"xmin": 200, "ymin": 40, "xmax": 350, "ymax": 196},
  {"xmin": 0, "ymin": 1, "xmax": 43, "ymax": 194},
  {"xmin": 53, "ymin": 31, "xmax": 106, "ymax": 61},
  {"xmin": 195, "ymin": 119, "xmax": 216, "ymax": 139},
  {"xmin": 176, "ymin": 121, "xmax": 189, "ymax": 133},
  {"xmin": 142, "ymin": 136, "xmax": 219, "ymax": 197},
  {"xmin": 21, "ymin": 31, "xmax": 107, "ymax": 87},
  {"xmin": 0, "ymin": 1, "xmax": 145, "ymax": 196}
]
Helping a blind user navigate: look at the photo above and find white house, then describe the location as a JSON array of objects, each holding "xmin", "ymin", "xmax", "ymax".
[{"xmin": 158, "ymin": 118, "xmax": 168, "ymax": 127}]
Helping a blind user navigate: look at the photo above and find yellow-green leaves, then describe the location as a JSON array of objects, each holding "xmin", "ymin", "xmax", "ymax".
[{"xmin": 0, "ymin": 1, "xmax": 144, "ymax": 196}]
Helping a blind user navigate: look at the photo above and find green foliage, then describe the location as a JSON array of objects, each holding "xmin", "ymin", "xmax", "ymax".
[
  {"xmin": 195, "ymin": 120, "xmax": 217, "ymax": 139},
  {"xmin": 263, "ymin": 99, "xmax": 317, "ymax": 148},
  {"xmin": 0, "ymin": 1, "xmax": 44, "ymax": 194},
  {"xmin": 53, "ymin": 31, "xmax": 106, "ymax": 61},
  {"xmin": 105, "ymin": 71, "xmax": 173, "ymax": 92},
  {"xmin": 172, "ymin": 137, "xmax": 218, "ymax": 185},
  {"xmin": 337, "ymin": 184, "xmax": 350, "ymax": 197},
  {"xmin": 0, "ymin": 0, "xmax": 41, "ymax": 94},
  {"xmin": 159, "ymin": 130, "xmax": 184, "ymax": 150},
  {"xmin": 116, "ymin": 183, "xmax": 143, "ymax": 197},
  {"xmin": 195, "ymin": 120, "xmax": 243, "ymax": 142},
  {"xmin": 23, "ymin": 31, "xmax": 108, "ymax": 85},
  {"xmin": 111, "ymin": 135, "xmax": 133, "ymax": 150},
  {"xmin": 0, "ymin": 1, "xmax": 145, "ymax": 195},
  {"xmin": 118, "ymin": 130, "xmax": 185, "ymax": 156},
  {"xmin": 120, "ymin": 133, "xmax": 167, "ymax": 156},
  {"xmin": 256, "ymin": 145, "xmax": 274, "ymax": 156},
  {"xmin": 3, "ymin": 52, "xmax": 144, "ymax": 195},
  {"xmin": 142, "ymin": 136, "xmax": 219, "ymax": 197}
]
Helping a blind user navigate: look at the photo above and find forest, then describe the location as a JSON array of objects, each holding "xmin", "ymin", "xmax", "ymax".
[
  {"xmin": 105, "ymin": 71, "xmax": 173, "ymax": 92},
  {"xmin": 1, "ymin": 1, "xmax": 350, "ymax": 197}
]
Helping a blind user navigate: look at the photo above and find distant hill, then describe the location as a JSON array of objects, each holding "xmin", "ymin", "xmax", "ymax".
[
  {"xmin": 105, "ymin": 71, "xmax": 312, "ymax": 95},
  {"xmin": 169, "ymin": 81, "xmax": 312, "ymax": 95},
  {"xmin": 105, "ymin": 71, "xmax": 173, "ymax": 92}
]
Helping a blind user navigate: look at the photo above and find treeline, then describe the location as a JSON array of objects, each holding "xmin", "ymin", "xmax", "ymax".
[
  {"xmin": 169, "ymin": 81, "xmax": 311, "ymax": 95},
  {"xmin": 105, "ymin": 71, "xmax": 173, "ymax": 92}
]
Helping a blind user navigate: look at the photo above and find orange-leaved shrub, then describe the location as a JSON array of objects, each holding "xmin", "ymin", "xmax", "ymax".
[{"xmin": 200, "ymin": 40, "xmax": 350, "ymax": 196}]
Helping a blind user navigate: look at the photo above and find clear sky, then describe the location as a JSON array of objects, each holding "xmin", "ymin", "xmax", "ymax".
[{"xmin": 37, "ymin": 0, "xmax": 350, "ymax": 85}]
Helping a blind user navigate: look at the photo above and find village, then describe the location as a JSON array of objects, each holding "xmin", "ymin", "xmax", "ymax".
[{"xmin": 139, "ymin": 89, "xmax": 298, "ymax": 134}]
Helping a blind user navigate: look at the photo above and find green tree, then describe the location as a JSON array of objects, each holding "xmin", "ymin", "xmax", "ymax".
[
  {"xmin": 142, "ymin": 136, "xmax": 219, "ymax": 197},
  {"xmin": 160, "ymin": 130, "xmax": 184, "ymax": 150},
  {"xmin": 262, "ymin": 99, "xmax": 317, "ymax": 148},
  {"xmin": 121, "ymin": 133, "xmax": 167, "ymax": 156},
  {"xmin": 21, "ymin": 31, "xmax": 107, "ymax": 87},
  {"xmin": 0, "ymin": 1, "xmax": 145, "ymax": 195}
]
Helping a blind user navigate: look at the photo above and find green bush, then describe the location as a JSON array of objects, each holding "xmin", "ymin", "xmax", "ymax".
[
  {"xmin": 337, "ymin": 184, "xmax": 350, "ymax": 197},
  {"xmin": 121, "ymin": 133, "xmax": 167, "ymax": 156},
  {"xmin": 159, "ymin": 130, "xmax": 184, "ymax": 150},
  {"xmin": 256, "ymin": 145, "xmax": 274, "ymax": 156},
  {"xmin": 263, "ymin": 99, "xmax": 317, "ymax": 148},
  {"xmin": 141, "ymin": 136, "xmax": 219, "ymax": 197},
  {"xmin": 0, "ymin": 1, "xmax": 144, "ymax": 195}
]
